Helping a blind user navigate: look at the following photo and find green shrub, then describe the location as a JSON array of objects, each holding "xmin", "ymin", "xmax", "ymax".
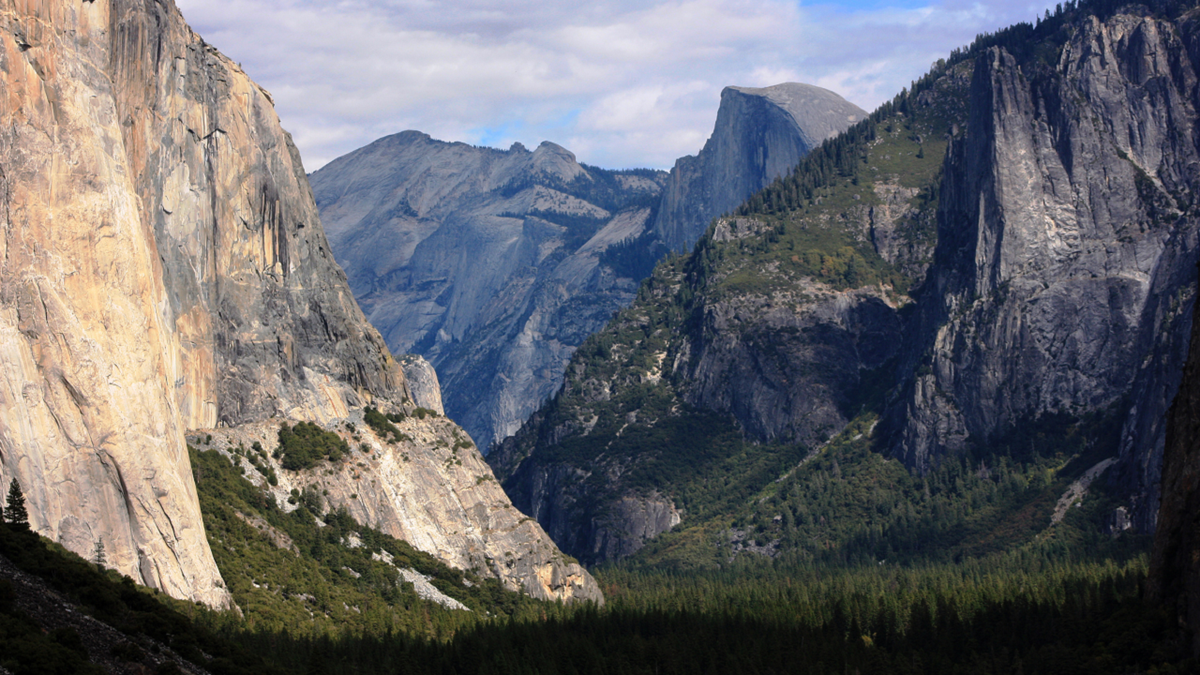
[
  {"xmin": 275, "ymin": 422, "xmax": 348, "ymax": 471},
  {"xmin": 363, "ymin": 407, "xmax": 405, "ymax": 443}
]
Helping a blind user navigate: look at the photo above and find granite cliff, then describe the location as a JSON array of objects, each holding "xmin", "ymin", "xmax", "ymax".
[
  {"xmin": 312, "ymin": 86, "xmax": 863, "ymax": 451},
  {"xmin": 0, "ymin": 0, "xmax": 597, "ymax": 605},
  {"xmin": 653, "ymin": 83, "xmax": 867, "ymax": 251},
  {"xmin": 1151, "ymin": 260, "xmax": 1200, "ymax": 653},
  {"xmin": 492, "ymin": 3, "xmax": 1200, "ymax": 565},
  {"xmin": 888, "ymin": 12, "xmax": 1200, "ymax": 533}
]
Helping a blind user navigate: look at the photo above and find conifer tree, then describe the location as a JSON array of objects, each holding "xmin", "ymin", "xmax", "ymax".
[
  {"xmin": 92, "ymin": 537, "xmax": 107, "ymax": 569},
  {"xmin": 5, "ymin": 478, "xmax": 28, "ymax": 530}
]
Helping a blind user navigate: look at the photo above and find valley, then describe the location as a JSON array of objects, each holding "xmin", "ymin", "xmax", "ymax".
[
  {"xmin": 492, "ymin": 0, "xmax": 1200, "ymax": 576},
  {"xmin": 310, "ymin": 85, "xmax": 865, "ymax": 450},
  {"xmin": 1, "ymin": 0, "xmax": 1200, "ymax": 672}
]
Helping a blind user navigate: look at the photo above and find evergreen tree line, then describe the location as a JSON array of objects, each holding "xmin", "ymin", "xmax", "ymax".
[
  {"xmin": 208, "ymin": 552, "xmax": 1186, "ymax": 675},
  {"xmin": 0, "ymin": 516, "xmax": 282, "ymax": 675},
  {"xmin": 0, "ymin": 509, "xmax": 1191, "ymax": 675}
]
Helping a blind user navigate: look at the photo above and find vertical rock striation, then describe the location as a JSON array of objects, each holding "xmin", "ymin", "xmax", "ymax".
[
  {"xmin": 887, "ymin": 13, "xmax": 1200, "ymax": 531},
  {"xmin": 2, "ymin": 0, "xmax": 233, "ymax": 606}
]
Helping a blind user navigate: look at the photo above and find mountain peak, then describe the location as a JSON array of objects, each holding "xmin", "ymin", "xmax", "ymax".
[
  {"xmin": 723, "ymin": 82, "xmax": 867, "ymax": 149},
  {"xmin": 651, "ymin": 81, "xmax": 866, "ymax": 249},
  {"xmin": 531, "ymin": 140, "xmax": 586, "ymax": 180}
]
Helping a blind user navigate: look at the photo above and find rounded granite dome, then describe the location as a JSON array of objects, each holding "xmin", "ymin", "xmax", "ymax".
[{"xmin": 724, "ymin": 82, "xmax": 867, "ymax": 149}]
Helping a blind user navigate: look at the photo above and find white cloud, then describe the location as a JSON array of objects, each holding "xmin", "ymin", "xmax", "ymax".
[{"xmin": 176, "ymin": 0, "xmax": 1058, "ymax": 171}]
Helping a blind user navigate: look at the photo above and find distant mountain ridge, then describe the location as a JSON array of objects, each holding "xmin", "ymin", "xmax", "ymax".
[
  {"xmin": 312, "ymin": 133, "xmax": 668, "ymax": 449},
  {"xmin": 313, "ymin": 85, "xmax": 865, "ymax": 449}
]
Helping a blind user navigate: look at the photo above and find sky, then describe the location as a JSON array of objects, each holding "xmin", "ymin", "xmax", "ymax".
[{"xmin": 175, "ymin": 0, "xmax": 1061, "ymax": 172}]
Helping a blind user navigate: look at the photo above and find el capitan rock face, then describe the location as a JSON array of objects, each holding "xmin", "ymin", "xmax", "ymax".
[
  {"xmin": 2, "ymin": 0, "xmax": 239, "ymax": 606},
  {"xmin": 0, "ymin": 0, "xmax": 598, "ymax": 606}
]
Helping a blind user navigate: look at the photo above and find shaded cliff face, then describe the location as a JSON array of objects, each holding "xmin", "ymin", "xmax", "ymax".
[
  {"xmin": 0, "ymin": 0, "xmax": 593, "ymax": 609},
  {"xmin": 888, "ymin": 13, "xmax": 1200, "ymax": 531},
  {"xmin": 493, "ymin": 6, "xmax": 1200, "ymax": 565},
  {"xmin": 652, "ymin": 83, "xmax": 866, "ymax": 251},
  {"xmin": 1150, "ymin": 261, "xmax": 1200, "ymax": 653},
  {"xmin": 311, "ymin": 133, "xmax": 666, "ymax": 449},
  {"xmin": 190, "ymin": 414, "xmax": 601, "ymax": 604}
]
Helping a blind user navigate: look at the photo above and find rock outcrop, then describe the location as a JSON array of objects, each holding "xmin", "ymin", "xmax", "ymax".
[
  {"xmin": 400, "ymin": 355, "xmax": 444, "ymax": 415},
  {"xmin": 652, "ymin": 83, "xmax": 866, "ymax": 251},
  {"xmin": 0, "ymin": 0, "xmax": 596, "ymax": 607},
  {"xmin": 189, "ymin": 414, "xmax": 601, "ymax": 604},
  {"xmin": 887, "ymin": 12, "xmax": 1200, "ymax": 531},
  {"xmin": 310, "ymin": 133, "xmax": 667, "ymax": 448}
]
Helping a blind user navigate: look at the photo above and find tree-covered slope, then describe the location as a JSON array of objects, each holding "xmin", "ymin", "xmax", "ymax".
[
  {"xmin": 491, "ymin": 0, "xmax": 1200, "ymax": 567},
  {"xmin": 489, "ymin": 57, "xmax": 968, "ymax": 565},
  {"xmin": 187, "ymin": 445, "xmax": 560, "ymax": 638}
]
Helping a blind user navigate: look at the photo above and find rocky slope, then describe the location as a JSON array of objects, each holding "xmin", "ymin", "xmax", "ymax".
[
  {"xmin": 653, "ymin": 83, "xmax": 867, "ymax": 251},
  {"xmin": 189, "ymin": 412, "xmax": 601, "ymax": 604},
  {"xmin": 311, "ymin": 86, "xmax": 864, "ymax": 451},
  {"xmin": 0, "ymin": 0, "xmax": 596, "ymax": 606},
  {"xmin": 310, "ymin": 134, "xmax": 667, "ymax": 449},
  {"xmin": 492, "ymin": 2, "xmax": 1200, "ymax": 564}
]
